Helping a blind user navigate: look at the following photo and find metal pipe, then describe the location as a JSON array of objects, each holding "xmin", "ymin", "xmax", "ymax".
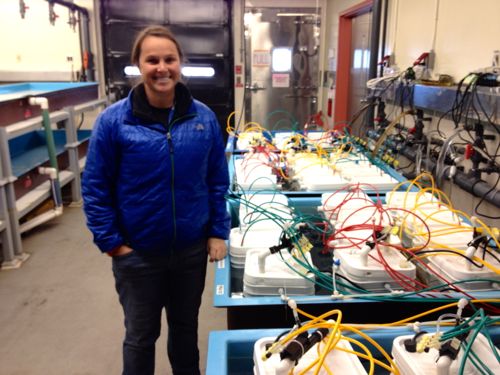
[
  {"xmin": 365, "ymin": 0, "xmax": 383, "ymax": 136},
  {"xmin": 379, "ymin": 0, "xmax": 389, "ymax": 77},
  {"xmin": 78, "ymin": 10, "xmax": 95, "ymax": 81},
  {"xmin": 400, "ymin": 145, "xmax": 500, "ymax": 208},
  {"xmin": 453, "ymin": 171, "xmax": 500, "ymax": 208},
  {"xmin": 46, "ymin": 0, "xmax": 94, "ymax": 81},
  {"xmin": 47, "ymin": 0, "xmax": 88, "ymax": 17},
  {"xmin": 368, "ymin": 0, "xmax": 383, "ymax": 80}
]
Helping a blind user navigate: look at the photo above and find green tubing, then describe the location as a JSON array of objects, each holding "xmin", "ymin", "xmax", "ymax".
[
  {"xmin": 41, "ymin": 108, "xmax": 62, "ymax": 205},
  {"xmin": 41, "ymin": 109, "xmax": 58, "ymax": 172}
]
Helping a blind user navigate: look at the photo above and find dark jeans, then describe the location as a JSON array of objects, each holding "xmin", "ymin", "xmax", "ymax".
[{"xmin": 112, "ymin": 240, "xmax": 208, "ymax": 375}]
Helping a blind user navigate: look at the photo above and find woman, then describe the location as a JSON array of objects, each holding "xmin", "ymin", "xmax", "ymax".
[{"xmin": 82, "ymin": 25, "xmax": 230, "ymax": 375}]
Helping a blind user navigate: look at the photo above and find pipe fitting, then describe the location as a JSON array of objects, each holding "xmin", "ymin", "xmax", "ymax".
[
  {"xmin": 359, "ymin": 244, "xmax": 372, "ymax": 267},
  {"xmin": 464, "ymin": 245, "xmax": 478, "ymax": 271},
  {"xmin": 257, "ymin": 249, "xmax": 271, "ymax": 273},
  {"xmin": 28, "ymin": 96, "xmax": 49, "ymax": 110},
  {"xmin": 38, "ymin": 166, "xmax": 58, "ymax": 179}
]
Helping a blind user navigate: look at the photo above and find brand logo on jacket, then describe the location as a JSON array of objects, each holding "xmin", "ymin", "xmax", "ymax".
[{"xmin": 195, "ymin": 123, "xmax": 204, "ymax": 131}]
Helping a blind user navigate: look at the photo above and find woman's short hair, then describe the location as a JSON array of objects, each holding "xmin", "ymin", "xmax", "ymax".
[{"xmin": 131, "ymin": 25, "xmax": 184, "ymax": 65}]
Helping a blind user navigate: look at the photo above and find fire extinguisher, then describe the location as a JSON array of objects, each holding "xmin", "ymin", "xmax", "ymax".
[{"xmin": 327, "ymin": 83, "xmax": 334, "ymax": 118}]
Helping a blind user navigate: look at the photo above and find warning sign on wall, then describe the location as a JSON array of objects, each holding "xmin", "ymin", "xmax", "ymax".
[
  {"xmin": 272, "ymin": 73, "xmax": 290, "ymax": 88},
  {"xmin": 252, "ymin": 50, "xmax": 270, "ymax": 66}
]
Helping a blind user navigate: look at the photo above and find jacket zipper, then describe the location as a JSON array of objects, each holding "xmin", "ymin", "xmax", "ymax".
[
  {"xmin": 166, "ymin": 131, "xmax": 176, "ymax": 245},
  {"xmin": 166, "ymin": 113, "xmax": 196, "ymax": 247}
]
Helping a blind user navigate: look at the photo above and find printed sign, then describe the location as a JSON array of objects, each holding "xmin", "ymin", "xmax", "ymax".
[
  {"xmin": 216, "ymin": 284, "xmax": 224, "ymax": 295},
  {"xmin": 272, "ymin": 73, "xmax": 290, "ymax": 88},
  {"xmin": 253, "ymin": 50, "xmax": 271, "ymax": 66}
]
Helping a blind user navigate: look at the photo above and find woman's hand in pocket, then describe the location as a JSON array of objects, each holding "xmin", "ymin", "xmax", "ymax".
[{"xmin": 106, "ymin": 245, "xmax": 133, "ymax": 257}]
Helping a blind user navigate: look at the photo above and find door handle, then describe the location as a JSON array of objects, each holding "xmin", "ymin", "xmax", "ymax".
[{"xmin": 245, "ymin": 83, "xmax": 266, "ymax": 92}]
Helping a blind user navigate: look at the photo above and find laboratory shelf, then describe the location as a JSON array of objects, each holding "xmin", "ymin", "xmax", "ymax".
[
  {"xmin": 9, "ymin": 129, "xmax": 91, "ymax": 200},
  {"xmin": 0, "ymin": 82, "xmax": 106, "ymax": 268}
]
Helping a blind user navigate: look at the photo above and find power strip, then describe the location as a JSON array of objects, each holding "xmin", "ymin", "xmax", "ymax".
[
  {"xmin": 253, "ymin": 336, "xmax": 367, "ymax": 375},
  {"xmin": 392, "ymin": 332, "xmax": 500, "ymax": 375}
]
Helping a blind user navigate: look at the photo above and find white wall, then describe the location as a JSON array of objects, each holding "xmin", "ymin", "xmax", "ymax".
[
  {"xmin": 386, "ymin": 0, "xmax": 500, "ymax": 225},
  {"xmin": 0, "ymin": 0, "xmax": 89, "ymax": 81},
  {"xmin": 387, "ymin": 0, "xmax": 500, "ymax": 81}
]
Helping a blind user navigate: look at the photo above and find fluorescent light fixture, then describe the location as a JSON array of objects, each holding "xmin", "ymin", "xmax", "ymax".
[
  {"xmin": 182, "ymin": 66, "xmax": 215, "ymax": 77},
  {"xmin": 124, "ymin": 65, "xmax": 215, "ymax": 78},
  {"xmin": 272, "ymin": 48, "xmax": 292, "ymax": 72},
  {"xmin": 124, "ymin": 65, "xmax": 140, "ymax": 77}
]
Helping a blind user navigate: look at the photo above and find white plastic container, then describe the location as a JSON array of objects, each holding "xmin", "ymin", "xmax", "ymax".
[
  {"xmin": 392, "ymin": 332, "xmax": 500, "ymax": 375},
  {"xmin": 320, "ymin": 191, "xmax": 370, "ymax": 211},
  {"xmin": 234, "ymin": 155, "xmax": 277, "ymax": 190},
  {"xmin": 343, "ymin": 174, "xmax": 399, "ymax": 190},
  {"xmin": 238, "ymin": 193, "xmax": 292, "ymax": 231},
  {"xmin": 243, "ymin": 249, "xmax": 315, "ymax": 296},
  {"xmin": 426, "ymin": 252, "xmax": 500, "ymax": 291},
  {"xmin": 301, "ymin": 174, "xmax": 348, "ymax": 191},
  {"xmin": 336, "ymin": 245, "xmax": 416, "ymax": 292},
  {"xmin": 253, "ymin": 336, "xmax": 367, "ymax": 375},
  {"xmin": 341, "ymin": 165, "xmax": 385, "ymax": 178}
]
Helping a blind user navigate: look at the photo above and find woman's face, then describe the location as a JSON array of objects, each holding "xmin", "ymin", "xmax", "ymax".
[{"xmin": 138, "ymin": 35, "xmax": 181, "ymax": 106}]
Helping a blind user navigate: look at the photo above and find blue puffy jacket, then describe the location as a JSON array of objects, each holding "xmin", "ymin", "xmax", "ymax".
[{"xmin": 82, "ymin": 83, "xmax": 230, "ymax": 254}]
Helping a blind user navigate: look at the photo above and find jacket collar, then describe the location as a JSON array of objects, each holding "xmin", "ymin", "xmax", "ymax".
[{"xmin": 124, "ymin": 82, "xmax": 194, "ymax": 126}]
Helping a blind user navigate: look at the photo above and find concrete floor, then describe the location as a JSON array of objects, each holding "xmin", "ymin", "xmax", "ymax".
[{"xmin": 0, "ymin": 206, "xmax": 227, "ymax": 374}]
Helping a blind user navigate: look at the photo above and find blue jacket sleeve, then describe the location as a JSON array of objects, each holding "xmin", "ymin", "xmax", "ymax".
[
  {"xmin": 82, "ymin": 110, "xmax": 124, "ymax": 252},
  {"xmin": 206, "ymin": 117, "xmax": 231, "ymax": 240}
]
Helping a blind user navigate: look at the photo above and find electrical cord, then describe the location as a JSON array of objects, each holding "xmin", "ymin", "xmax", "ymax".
[{"xmin": 473, "ymin": 173, "xmax": 500, "ymax": 220}]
